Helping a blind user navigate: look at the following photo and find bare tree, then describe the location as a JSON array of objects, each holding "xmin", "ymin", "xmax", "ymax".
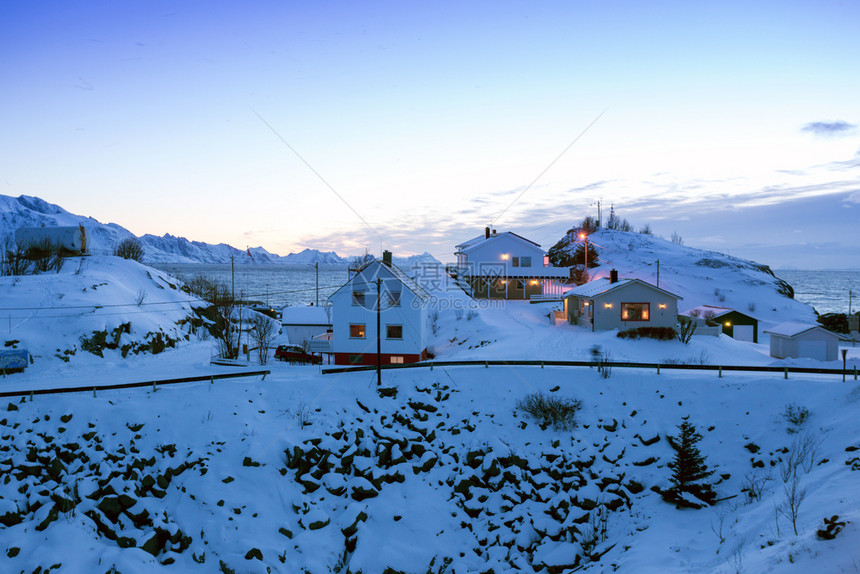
[
  {"xmin": 677, "ymin": 316, "xmax": 698, "ymax": 344},
  {"xmin": 671, "ymin": 231, "xmax": 684, "ymax": 245},
  {"xmin": 778, "ymin": 472, "xmax": 807, "ymax": 535},
  {"xmin": 249, "ymin": 313, "xmax": 278, "ymax": 365},
  {"xmin": 114, "ymin": 236, "xmax": 145, "ymax": 262}
]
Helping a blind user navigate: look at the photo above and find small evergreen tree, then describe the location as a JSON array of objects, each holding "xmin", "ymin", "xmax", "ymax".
[{"xmin": 664, "ymin": 416, "xmax": 716, "ymax": 507}]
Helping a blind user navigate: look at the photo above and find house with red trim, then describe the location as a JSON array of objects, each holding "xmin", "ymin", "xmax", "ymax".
[
  {"xmin": 329, "ymin": 251, "xmax": 430, "ymax": 365},
  {"xmin": 454, "ymin": 228, "xmax": 570, "ymax": 299},
  {"xmin": 562, "ymin": 270, "xmax": 682, "ymax": 331}
]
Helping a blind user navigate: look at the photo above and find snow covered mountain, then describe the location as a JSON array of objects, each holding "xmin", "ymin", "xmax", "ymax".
[{"xmin": 0, "ymin": 195, "xmax": 351, "ymax": 265}]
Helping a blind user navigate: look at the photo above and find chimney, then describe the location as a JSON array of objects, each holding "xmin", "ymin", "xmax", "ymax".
[
  {"xmin": 610, "ymin": 269, "xmax": 618, "ymax": 284},
  {"xmin": 382, "ymin": 250, "xmax": 392, "ymax": 266},
  {"xmin": 485, "ymin": 226, "xmax": 490, "ymax": 239},
  {"xmin": 491, "ymin": 229, "xmax": 497, "ymax": 236}
]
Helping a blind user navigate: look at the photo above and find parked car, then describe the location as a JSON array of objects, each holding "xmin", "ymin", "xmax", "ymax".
[{"xmin": 275, "ymin": 345, "xmax": 321, "ymax": 365}]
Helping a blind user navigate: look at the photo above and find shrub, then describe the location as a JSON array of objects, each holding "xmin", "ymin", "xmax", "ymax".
[
  {"xmin": 783, "ymin": 403, "xmax": 810, "ymax": 433},
  {"xmin": 516, "ymin": 392, "xmax": 582, "ymax": 431},
  {"xmin": 114, "ymin": 237, "xmax": 145, "ymax": 262},
  {"xmin": 617, "ymin": 326, "xmax": 677, "ymax": 340}
]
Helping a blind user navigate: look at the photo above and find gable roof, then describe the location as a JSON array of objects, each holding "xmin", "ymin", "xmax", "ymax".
[
  {"xmin": 281, "ymin": 305, "xmax": 331, "ymax": 326},
  {"xmin": 329, "ymin": 259, "xmax": 431, "ymax": 303},
  {"xmin": 763, "ymin": 322, "xmax": 837, "ymax": 338},
  {"xmin": 681, "ymin": 305, "xmax": 757, "ymax": 322},
  {"xmin": 562, "ymin": 277, "xmax": 682, "ymax": 300},
  {"xmin": 455, "ymin": 231, "xmax": 542, "ymax": 254}
]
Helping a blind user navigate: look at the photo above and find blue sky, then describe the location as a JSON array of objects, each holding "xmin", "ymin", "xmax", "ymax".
[{"xmin": 2, "ymin": 0, "xmax": 859, "ymax": 268}]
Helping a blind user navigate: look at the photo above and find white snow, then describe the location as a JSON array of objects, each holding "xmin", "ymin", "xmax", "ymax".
[{"xmin": 1, "ymin": 235, "xmax": 859, "ymax": 574}]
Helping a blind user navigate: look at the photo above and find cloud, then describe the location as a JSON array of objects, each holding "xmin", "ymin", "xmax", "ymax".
[{"xmin": 801, "ymin": 121, "xmax": 857, "ymax": 137}]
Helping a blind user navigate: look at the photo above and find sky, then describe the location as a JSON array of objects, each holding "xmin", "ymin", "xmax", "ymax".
[{"xmin": 2, "ymin": 0, "xmax": 859, "ymax": 269}]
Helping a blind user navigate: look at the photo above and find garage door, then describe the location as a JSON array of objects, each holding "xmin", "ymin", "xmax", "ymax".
[
  {"xmin": 733, "ymin": 325, "xmax": 754, "ymax": 342},
  {"xmin": 797, "ymin": 340, "xmax": 827, "ymax": 361}
]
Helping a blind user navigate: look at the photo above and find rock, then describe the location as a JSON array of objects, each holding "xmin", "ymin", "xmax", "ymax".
[{"xmin": 245, "ymin": 548, "xmax": 263, "ymax": 560}]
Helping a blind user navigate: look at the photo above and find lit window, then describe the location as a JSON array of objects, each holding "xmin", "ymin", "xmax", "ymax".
[
  {"xmin": 386, "ymin": 325, "xmax": 403, "ymax": 339},
  {"xmin": 543, "ymin": 255, "xmax": 550, "ymax": 267},
  {"xmin": 390, "ymin": 356, "xmax": 404, "ymax": 364},
  {"xmin": 349, "ymin": 324, "xmax": 366, "ymax": 338},
  {"xmin": 621, "ymin": 303, "xmax": 650, "ymax": 321}
]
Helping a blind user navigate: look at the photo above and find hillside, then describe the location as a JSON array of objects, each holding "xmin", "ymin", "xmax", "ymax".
[
  {"xmin": 2, "ymin": 362, "xmax": 859, "ymax": 573},
  {"xmin": 549, "ymin": 228, "xmax": 816, "ymax": 326},
  {"xmin": 0, "ymin": 255, "xmax": 199, "ymax": 369}
]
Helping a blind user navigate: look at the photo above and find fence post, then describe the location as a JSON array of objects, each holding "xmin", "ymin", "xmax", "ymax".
[
  {"xmin": 541, "ymin": 361, "xmax": 544, "ymax": 369},
  {"xmin": 29, "ymin": 391, "xmax": 34, "ymax": 402},
  {"xmin": 152, "ymin": 381, "xmax": 157, "ymax": 393},
  {"xmin": 657, "ymin": 365, "xmax": 660, "ymax": 375},
  {"xmin": 718, "ymin": 366, "xmax": 722, "ymax": 378},
  {"xmin": 784, "ymin": 368, "xmax": 788, "ymax": 380},
  {"xmin": 855, "ymin": 366, "xmax": 857, "ymax": 380},
  {"xmin": 93, "ymin": 387, "xmax": 97, "ymax": 398},
  {"xmin": 430, "ymin": 363, "xmax": 434, "ymax": 371},
  {"xmin": 485, "ymin": 361, "xmax": 488, "ymax": 369}
]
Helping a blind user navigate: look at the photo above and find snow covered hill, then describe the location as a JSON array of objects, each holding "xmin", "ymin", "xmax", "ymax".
[
  {"xmin": 2, "ymin": 361, "xmax": 859, "ymax": 573},
  {"xmin": 0, "ymin": 255, "xmax": 199, "ymax": 368},
  {"xmin": 551, "ymin": 228, "xmax": 816, "ymax": 326}
]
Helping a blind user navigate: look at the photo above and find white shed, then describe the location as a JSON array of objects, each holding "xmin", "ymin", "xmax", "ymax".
[
  {"xmin": 764, "ymin": 322, "xmax": 840, "ymax": 362},
  {"xmin": 281, "ymin": 305, "xmax": 331, "ymax": 347}
]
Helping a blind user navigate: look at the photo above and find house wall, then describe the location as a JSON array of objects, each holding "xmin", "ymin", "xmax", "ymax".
[
  {"xmin": 330, "ymin": 264, "xmax": 427, "ymax": 365},
  {"xmin": 463, "ymin": 234, "xmax": 546, "ymax": 275},
  {"xmin": 284, "ymin": 325, "xmax": 331, "ymax": 346},
  {"xmin": 590, "ymin": 283, "xmax": 679, "ymax": 331},
  {"xmin": 719, "ymin": 311, "xmax": 758, "ymax": 343}
]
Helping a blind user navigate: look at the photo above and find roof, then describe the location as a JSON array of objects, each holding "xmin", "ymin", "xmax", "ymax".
[
  {"xmin": 455, "ymin": 231, "xmax": 541, "ymax": 254},
  {"xmin": 763, "ymin": 322, "xmax": 837, "ymax": 338},
  {"xmin": 281, "ymin": 305, "xmax": 331, "ymax": 326},
  {"xmin": 328, "ymin": 259, "xmax": 431, "ymax": 303},
  {"xmin": 460, "ymin": 267, "xmax": 572, "ymax": 279},
  {"xmin": 562, "ymin": 277, "xmax": 682, "ymax": 300},
  {"xmin": 681, "ymin": 305, "xmax": 757, "ymax": 321}
]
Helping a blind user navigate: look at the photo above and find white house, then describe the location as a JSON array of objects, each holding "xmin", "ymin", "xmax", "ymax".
[
  {"xmin": 562, "ymin": 271, "xmax": 681, "ymax": 331},
  {"xmin": 764, "ymin": 322, "xmax": 840, "ymax": 361},
  {"xmin": 329, "ymin": 251, "xmax": 430, "ymax": 366},
  {"xmin": 454, "ymin": 228, "xmax": 570, "ymax": 299}
]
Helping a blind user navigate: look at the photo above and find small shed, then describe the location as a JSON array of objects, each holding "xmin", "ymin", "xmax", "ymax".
[
  {"xmin": 682, "ymin": 305, "xmax": 759, "ymax": 343},
  {"xmin": 281, "ymin": 305, "xmax": 331, "ymax": 347},
  {"xmin": 764, "ymin": 322, "xmax": 840, "ymax": 361}
]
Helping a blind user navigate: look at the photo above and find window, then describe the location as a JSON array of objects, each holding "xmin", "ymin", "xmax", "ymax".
[
  {"xmin": 349, "ymin": 324, "xmax": 366, "ymax": 338},
  {"xmin": 520, "ymin": 256, "xmax": 531, "ymax": 267},
  {"xmin": 390, "ymin": 356, "xmax": 404, "ymax": 364},
  {"xmin": 386, "ymin": 325, "xmax": 403, "ymax": 339},
  {"xmin": 387, "ymin": 291, "xmax": 401, "ymax": 307},
  {"xmin": 543, "ymin": 255, "xmax": 550, "ymax": 267},
  {"xmin": 349, "ymin": 354, "xmax": 364, "ymax": 364},
  {"xmin": 512, "ymin": 256, "xmax": 519, "ymax": 267},
  {"xmin": 352, "ymin": 291, "xmax": 366, "ymax": 306},
  {"xmin": 621, "ymin": 303, "xmax": 650, "ymax": 321}
]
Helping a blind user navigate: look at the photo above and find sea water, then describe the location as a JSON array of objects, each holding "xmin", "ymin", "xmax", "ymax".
[
  {"xmin": 776, "ymin": 270, "xmax": 860, "ymax": 315},
  {"xmin": 155, "ymin": 264, "xmax": 859, "ymax": 315}
]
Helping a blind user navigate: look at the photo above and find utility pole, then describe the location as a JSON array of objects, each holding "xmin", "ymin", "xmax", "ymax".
[
  {"xmin": 376, "ymin": 278, "xmax": 382, "ymax": 387},
  {"xmin": 656, "ymin": 259, "xmax": 660, "ymax": 288},
  {"xmin": 315, "ymin": 262, "xmax": 320, "ymax": 307},
  {"xmin": 230, "ymin": 254, "xmax": 235, "ymax": 302},
  {"xmin": 850, "ymin": 290, "xmax": 853, "ymax": 316}
]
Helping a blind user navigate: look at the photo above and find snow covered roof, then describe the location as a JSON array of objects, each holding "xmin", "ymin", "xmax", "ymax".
[
  {"xmin": 562, "ymin": 277, "xmax": 682, "ymax": 300},
  {"xmin": 281, "ymin": 305, "xmax": 331, "ymax": 326},
  {"xmin": 681, "ymin": 305, "xmax": 756, "ymax": 321},
  {"xmin": 455, "ymin": 231, "xmax": 541, "ymax": 253},
  {"xmin": 329, "ymin": 259, "xmax": 431, "ymax": 303},
  {"xmin": 763, "ymin": 322, "xmax": 836, "ymax": 338}
]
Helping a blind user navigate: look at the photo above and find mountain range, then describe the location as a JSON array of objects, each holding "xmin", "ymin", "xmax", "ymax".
[{"xmin": 0, "ymin": 194, "xmax": 437, "ymax": 266}]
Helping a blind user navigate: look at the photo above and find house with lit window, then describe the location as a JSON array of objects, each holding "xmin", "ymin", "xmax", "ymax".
[
  {"xmin": 454, "ymin": 228, "xmax": 571, "ymax": 299},
  {"xmin": 329, "ymin": 251, "xmax": 430, "ymax": 365},
  {"xmin": 562, "ymin": 270, "xmax": 681, "ymax": 331}
]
